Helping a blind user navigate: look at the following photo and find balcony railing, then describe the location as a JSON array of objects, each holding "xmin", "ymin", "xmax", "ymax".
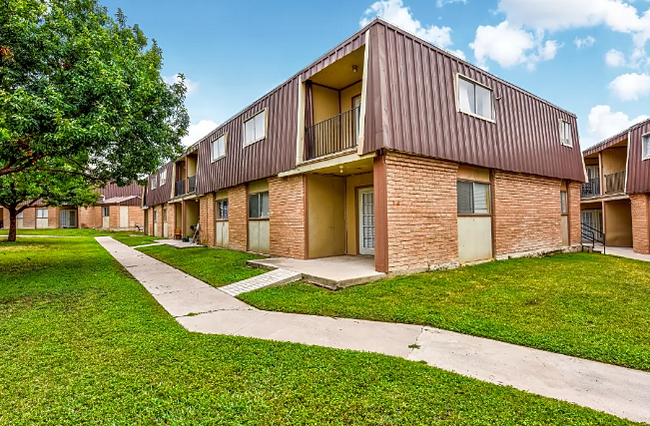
[
  {"xmin": 175, "ymin": 179, "xmax": 186, "ymax": 197},
  {"xmin": 605, "ymin": 170, "xmax": 625, "ymax": 195},
  {"xmin": 581, "ymin": 177, "xmax": 600, "ymax": 198},
  {"xmin": 188, "ymin": 175, "xmax": 197, "ymax": 193},
  {"xmin": 305, "ymin": 106, "xmax": 360, "ymax": 161}
]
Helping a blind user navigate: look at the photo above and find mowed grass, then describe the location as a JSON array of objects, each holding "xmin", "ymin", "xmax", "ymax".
[
  {"xmin": 137, "ymin": 244, "xmax": 264, "ymax": 287},
  {"xmin": 240, "ymin": 252, "xmax": 650, "ymax": 372},
  {"xmin": 110, "ymin": 233, "xmax": 161, "ymax": 247},
  {"xmin": 0, "ymin": 228, "xmax": 159, "ymax": 247},
  {"xmin": 0, "ymin": 238, "xmax": 637, "ymax": 425}
]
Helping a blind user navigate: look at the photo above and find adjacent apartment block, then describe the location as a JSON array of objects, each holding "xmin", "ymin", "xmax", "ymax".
[
  {"xmin": 581, "ymin": 118, "xmax": 650, "ymax": 253},
  {"xmin": 3, "ymin": 183, "xmax": 144, "ymax": 231},
  {"xmin": 142, "ymin": 19, "xmax": 586, "ymax": 274}
]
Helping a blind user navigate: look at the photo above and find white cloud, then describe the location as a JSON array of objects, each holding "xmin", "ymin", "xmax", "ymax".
[
  {"xmin": 586, "ymin": 105, "xmax": 649, "ymax": 143},
  {"xmin": 605, "ymin": 49, "xmax": 627, "ymax": 67},
  {"xmin": 574, "ymin": 35, "xmax": 595, "ymax": 49},
  {"xmin": 469, "ymin": 21, "xmax": 560, "ymax": 70},
  {"xmin": 436, "ymin": 0, "xmax": 467, "ymax": 7},
  {"xmin": 360, "ymin": 0, "xmax": 453, "ymax": 48},
  {"xmin": 163, "ymin": 74, "xmax": 200, "ymax": 95},
  {"xmin": 609, "ymin": 73, "xmax": 650, "ymax": 100},
  {"xmin": 181, "ymin": 120, "xmax": 217, "ymax": 146}
]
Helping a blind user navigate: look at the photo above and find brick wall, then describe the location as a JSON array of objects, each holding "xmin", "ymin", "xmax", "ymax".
[
  {"xmin": 568, "ymin": 182, "xmax": 582, "ymax": 246},
  {"xmin": 269, "ymin": 175, "xmax": 307, "ymax": 259},
  {"xmin": 199, "ymin": 193, "xmax": 215, "ymax": 246},
  {"xmin": 21, "ymin": 207, "xmax": 36, "ymax": 228},
  {"xmin": 384, "ymin": 152, "xmax": 459, "ymax": 272},
  {"xmin": 229, "ymin": 185, "xmax": 248, "ymax": 251},
  {"xmin": 79, "ymin": 206, "xmax": 102, "ymax": 229},
  {"xmin": 493, "ymin": 171, "xmax": 563, "ymax": 256},
  {"xmin": 146, "ymin": 209, "xmax": 154, "ymax": 236},
  {"xmin": 630, "ymin": 194, "xmax": 650, "ymax": 254},
  {"xmin": 128, "ymin": 206, "xmax": 144, "ymax": 230},
  {"xmin": 109, "ymin": 205, "xmax": 119, "ymax": 229},
  {"xmin": 154, "ymin": 205, "xmax": 163, "ymax": 237},
  {"xmin": 166, "ymin": 203, "xmax": 176, "ymax": 237},
  {"xmin": 47, "ymin": 207, "xmax": 59, "ymax": 228}
]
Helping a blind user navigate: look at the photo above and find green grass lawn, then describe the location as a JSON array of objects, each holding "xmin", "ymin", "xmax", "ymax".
[
  {"xmin": 239, "ymin": 252, "xmax": 650, "ymax": 372},
  {"xmin": 0, "ymin": 237, "xmax": 635, "ymax": 425},
  {"xmin": 0, "ymin": 228, "xmax": 160, "ymax": 247},
  {"xmin": 137, "ymin": 244, "xmax": 264, "ymax": 287},
  {"xmin": 110, "ymin": 232, "xmax": 162, "ymax": 247}
]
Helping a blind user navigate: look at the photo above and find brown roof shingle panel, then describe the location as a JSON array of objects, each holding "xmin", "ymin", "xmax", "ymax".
[
  {"xmin": 364, "ymin": 21, "xmax": 585, "ymax": 182},
  {"xmin": 100, "ymin": 182, "xmax": 143, "ymax": 199},
  {"xmin": 627, "ymin": 120, "xmax": 650, "ymax": 194},
  {"xmin": 143, "ymin": 162, "xmax": 174, "ymax": 207}
]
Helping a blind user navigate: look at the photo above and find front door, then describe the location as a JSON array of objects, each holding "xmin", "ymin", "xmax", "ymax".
[
  {"xmin": 358, "ymin": 188, "xmax": 375, "ymax": 256},
  {"xmin": 120, "ymin": 206, "xmax": 129, "ymax": 229},
  {"xmin": 60, "ymin": 210, "xmax": 77, "ymax": 228}
]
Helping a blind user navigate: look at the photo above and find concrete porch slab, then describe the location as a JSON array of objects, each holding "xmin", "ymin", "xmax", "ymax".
[
  {"xmin": 606, "ymin": 246, "xmax": 650, "ymax": 262},
  {"xmin": 158, "ymin": 239, "xmax": 202, "ymax": 249},
  {"xmin": 247, "ymin": 255, "xmax": 385, "ymax": 289}
]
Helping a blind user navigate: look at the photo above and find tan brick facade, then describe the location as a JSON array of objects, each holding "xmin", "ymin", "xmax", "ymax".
[
  {"xmin": 228, "ymin": 185, "xmax": 248, "ymax": 251},
  {"xmin": 631, "ymin": 194, "xmax": 650, "ymax": 254},
  {"xmin": 384, "ymin": 152, "xmax": 459, "ymax": 272},
  {"xmin": 166, "ymin": 203, "xmax": 176, "ymax": 238},
  {"xmin": 79, "ymin": 206, "xmax": 103, "ymax": 228},
  {"xmin": 493, "ymin": 171, "xmax": 563, "ymax": 256},
  {"xmin": 199, "ymin": 194, "xmax": 215, "ymax": 246},
  {"xmin": 568, "ymin": 181, "xmax": 581, "ymax": 246},
  {"xmin": 269, "ymin": 175, "xmax": 307, "ymax": 259}
]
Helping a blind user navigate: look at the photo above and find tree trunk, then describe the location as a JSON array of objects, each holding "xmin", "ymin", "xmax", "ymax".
[{"xmin": 7, "ymin": 207, "xmax": 17, "ymax": 242}]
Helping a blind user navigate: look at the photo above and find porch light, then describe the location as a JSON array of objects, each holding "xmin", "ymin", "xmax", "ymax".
[
  {"xmin": 340, "ymin": 165, "xmax": 344, "ymax": 174},
  {"xmin": 352, "ymin": 65, "xmax": 358, "ymax": 74}
]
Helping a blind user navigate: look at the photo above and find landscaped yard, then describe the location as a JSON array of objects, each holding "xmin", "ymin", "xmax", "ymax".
[
  {"xmin": 137, "ymin": 244, "xmax": 264, "ymax": 287},
  {"xmin": 0, "ymin": 228, "xmax": 160, "ymax": 247},
  {"xmin": 239, "ymin": 252, "xmax": 650, "ymax": 371},
  {"xmin": 0, "ymin": 237, "xmax": 636, "ymax": 424}
]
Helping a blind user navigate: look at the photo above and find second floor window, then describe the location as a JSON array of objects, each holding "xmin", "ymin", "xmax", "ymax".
[
  {"xmin": 643, "ymin": 134, "xmax": 650, "ymax": 160},
  {"xmin": 160, "ymin": 170, "xmax": 167, "ymax": 186},
  {"xmin": 211, "ymin": 135, "xmax": 226, "ymax": 161},
  {"xmin": 560, "ymin": 120, "xmax": 572, "ymax": 147},
  {"xmin": 151, "ymin": 175, "xmax": 157, "ymax": 190},
  {"xmin": 457, "ymin": 75, "xmax": 494, "ymax": 121},
  {"xmin": 243, "ymin": 110, "xmax": 267, "ymax": 147}
]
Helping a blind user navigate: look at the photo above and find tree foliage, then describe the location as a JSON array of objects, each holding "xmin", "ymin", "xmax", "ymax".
[{"xmin": 0, "ymin": 0, "xmax": 189, "ymax": 183}]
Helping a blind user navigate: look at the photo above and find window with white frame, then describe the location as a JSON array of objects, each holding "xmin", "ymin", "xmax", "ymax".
[
  {"xmin": 243, "ymin": 110, "xmax": 267, "ymax": 146},
  {"xmin": 248, "ymin": 192, "xmax": 269, "ymax": 219},
  {"xmin": 17, "ymin": 211, "xmax": 23, "ymax": 219},
  {"xmin": 102, "ymin": 207, "xmax": 110, "ymax": 217},
  {"xmin": 560, "ymin": 120, "xmax": 573, "ymax": 147},
  {"xmin": 457, "ymin": 181, "xmax": 491, "ymax": 214},
  {"xmin": 151, "ymin": 175, "xmax": 157, "ymax": 190},
  {"xmin": 561, "ymin": 191, "xmax": 568, "ymax": 215},
  {"xmin": 216, "ymin": 199, "xmax": 228, "ymax": 220},
  {"xmin": 36, "ymin": 208, "xmax": 48, "ymax": 218},
  {"xmin": 160, "ymin": 169, "xmax": 167, "ymax": 186},
  {"xmin": 211, "ymin": 134, "xmax": 227, "ymax": 161},
  {"xmin": 643, "ymin": 133, "xmax": 650, "ymax": 160},
  {"xmin": 457, "ymin": 75, "xmax": 494, "ymax": 121}
]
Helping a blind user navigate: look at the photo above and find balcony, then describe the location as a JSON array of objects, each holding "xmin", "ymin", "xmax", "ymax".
[
  {"xmin": 305, "ymin": 106, "xmax": 360, "ymax": 161},
  {"xmin": 175, "ymin": 179, "xmax": 186, "ymax": 197},
  {"xmin": 188, "ymin": 175, "xmax": 197, "ymax": 193},
  {"xmin": 581, "ymin": 177, "xmax": 600, "ymax": 198},
  {"xmin": 605, "ymin": 170, "xmax": 626, "ymax": 195}
]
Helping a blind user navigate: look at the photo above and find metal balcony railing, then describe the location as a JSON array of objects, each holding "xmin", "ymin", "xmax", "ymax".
[
  {"xmin": 605, "ymin": 171, "xmax": 625, "ymax": 195},
  {"xmin": 305, "ymin": 106, "xmax": 360, "ymax": 161},
  {"xmin": 188, "ymin": 175, "xmax": 197, "ymax": 193},
  {"xmin": 175, "ymin": 179, "xmax": 186, "ymax": 197},
  {"xmin": 581, "ymin": 177, "xmax": 600, "ymax": 198}
]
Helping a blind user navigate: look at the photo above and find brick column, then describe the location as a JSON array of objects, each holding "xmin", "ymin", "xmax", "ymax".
[
  {"xmin": 199, "ymin": 193, "xmax": 216, "ymax": 246},
  {"xmin": 568, "ymin": 181, "xmax": 582, "ymax": 247},
  {"xmin": 229, "ymin": 185, "xmax": 248, "ymax": 251},
  {"xmin": 167, "ymin": 203, "xmax": 176, "ymax": 238},
  {"xmin": 269, "ymin": 175, "xmax": 307, "ymax": 259},
  {"xmin": 631, "ymin": 194, "xmax": 650, "ymax": 254}
]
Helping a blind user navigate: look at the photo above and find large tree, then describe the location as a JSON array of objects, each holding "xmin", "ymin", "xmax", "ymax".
[
  {"xmin": 0, "ymin": 0, "xmax": 189, "ymax": 183},
  {"xmin": 0, "ymin": 165, "xmax": 99, "ymax": 241}
]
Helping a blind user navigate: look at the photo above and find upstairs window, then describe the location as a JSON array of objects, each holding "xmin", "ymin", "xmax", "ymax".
[
  {"xmin": 160, "ymin": 170, "xmax": 167, "ymax": 186},
  {"xmin": 643, "ymin": 133, "xmax": 650, "ymax": 160},
  {"xmin": 457, "ymin": 181, "xmax": 491, "ymax": 214},
  {"xmin": 36, "ymin": 208, "xmax": 48, "ymax": 218},
  {"xmin": 560, "ymin": 120, "xmax": 573, "ymax": 147},
  {"xmin": 248, "ymin": 192, "xmax": 269, "ymax": 219},
  {"xmin": 150, "ymin": 175, "xmax": 157, "ymax": 190},
  {"xmin": 211, "ymin": 134, "xmax": 227, "ymax": 162},
  {"xmin": 243, "ymin": 110, "xmax": 267, "ymax": 147},
  {"xmin": 457, "ymin": 75, "xmax": 494, "ymax": 121},
  {"xmin": 216, "ymin": 199, "xmax": 229, "ymax": 220}
]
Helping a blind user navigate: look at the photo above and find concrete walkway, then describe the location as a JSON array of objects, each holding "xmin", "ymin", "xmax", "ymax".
[
  {"xmin": 96, "ymin": 236, "xmax": 650, "ymax": 423},
  {"xmin": 607, "ymin": 246, "xmax": 650, "ymax": 262}
]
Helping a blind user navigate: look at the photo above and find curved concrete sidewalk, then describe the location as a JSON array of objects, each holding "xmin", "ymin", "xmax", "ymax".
[{"xmin": 96, "ymin": 236, "xmax": 650, "ymax": 423}]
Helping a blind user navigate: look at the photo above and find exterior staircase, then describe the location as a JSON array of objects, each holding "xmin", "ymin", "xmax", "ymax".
[{"xmin": 581, "ymin": 223, "xmax": 606, "ymax": 254}]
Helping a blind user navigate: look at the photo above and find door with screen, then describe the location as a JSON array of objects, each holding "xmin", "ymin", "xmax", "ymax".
[{"xmin": 358, "ymin": 188, "xmax": 375, "ymax": 256}]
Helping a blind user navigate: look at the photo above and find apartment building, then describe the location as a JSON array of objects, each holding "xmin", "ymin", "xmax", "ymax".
[
  {"xmin": 143, "ymin": 19, "xmax": 586, "ymax": 274},
  {"xmin": 581, "ymin": 118, "xmax": 650, "ymax": 253}
]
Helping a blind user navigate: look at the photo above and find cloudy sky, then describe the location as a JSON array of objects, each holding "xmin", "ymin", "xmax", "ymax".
[{"xmin": 102, "ymin": 0, "xmax": 650, "ymax": 148}]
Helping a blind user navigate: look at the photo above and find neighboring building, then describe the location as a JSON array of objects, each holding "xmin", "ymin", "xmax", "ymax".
[
  {"xmin": 3, "ymin": 183, "xmax": 145, "ymax": 231},
  {"xmin": 143, "ymin": 19, "xmax": 585, "ymax": 274},
  {"xmin": 581, "ymin": 118, "xmax": 650, "ymax": 253}
]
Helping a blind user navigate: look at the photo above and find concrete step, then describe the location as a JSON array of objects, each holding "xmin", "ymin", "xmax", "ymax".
[{"xmin": 219, "ymin": 268, "xmax": 302, "ymax": 296}]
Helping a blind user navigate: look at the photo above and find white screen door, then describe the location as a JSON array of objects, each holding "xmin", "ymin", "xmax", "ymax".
[{"xmin": 358, "ymin": 188, "xmax": 375, "ymax": 255}]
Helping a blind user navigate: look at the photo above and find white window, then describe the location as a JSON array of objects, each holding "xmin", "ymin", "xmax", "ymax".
[
  {"xmin": 243, "ymin": 110, "xmax": 267, "ymax": 146},
  {"xmin": 160, "ymin": 169, "xmax": 167, "ymax": 186},
  {"xmin": 457, "ymin": 75, "xmax": 494, "ymax": 121},
  {"xmin": 560, "ymin": 120, "xmax": 573, "ymax": 147},
  {"xmin": 216, "ymin": 199, "xmax": 229, "ymax": 220},
  {"xmin": 102, "ymin": 207, "xmax": 110, "ymax": 217},
  {"xmin": 36, "ymin": 208, "xmax": 48, "ymax": 218},
  {"xmin": 643, "ymin": 133, "xmax": 650, "ymax": 160},
  {"xmin": 150, "ymin": 175, "xmax": 157, "ymax": 190},
  {"xmin": 17, "ymin": 211, "xmax": 23, "ymax": 219},
  {"xmin": 248, "ymin": 192, "xmax": 269, "ymax": 219},
  {"xmin": 211, "ymin": 134, "xmax": 227, "ymax": 161},
  {"xmin": 457, "ymin": 181, "xmax": 491, "ymax": 214}
]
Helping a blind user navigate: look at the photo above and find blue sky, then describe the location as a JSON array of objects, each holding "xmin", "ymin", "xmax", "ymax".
[{"xmin": 101, "ymin": 0, "xmax": 650, "ymax": 148}]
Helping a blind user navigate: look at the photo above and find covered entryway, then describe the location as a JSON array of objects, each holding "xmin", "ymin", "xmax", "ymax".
[
  {"xmin": 162, "ymin": 206, "xmax": 168, "ymax": 238},
  {"xmin": 184, "ymin": 199, "xmax": 200, "ymax": 240}
]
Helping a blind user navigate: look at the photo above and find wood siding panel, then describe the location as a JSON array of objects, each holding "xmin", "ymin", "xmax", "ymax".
[{"xmin": 627, "ymin": 120, "xmax": 650, "ymax": 194}]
